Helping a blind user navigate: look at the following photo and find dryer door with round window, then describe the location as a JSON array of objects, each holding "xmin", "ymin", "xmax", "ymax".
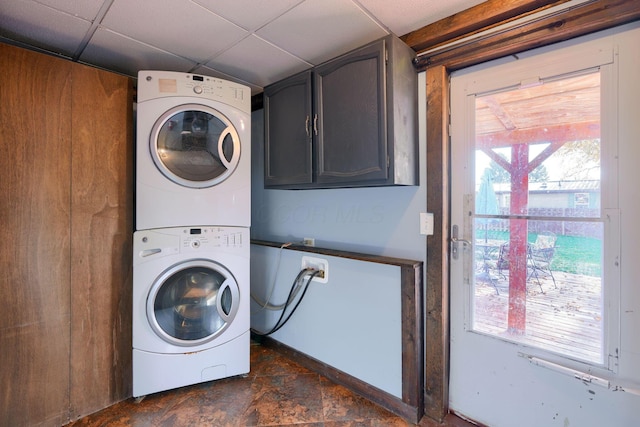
[
  {"xmin": 150, "ymin": 104, "xmax": 241, "ymax": 188},
  {"xmin": 148, "ymin": 260, "xmax": 240, "ymax": 346}
]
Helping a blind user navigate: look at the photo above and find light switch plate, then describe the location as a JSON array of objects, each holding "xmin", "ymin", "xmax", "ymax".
[{"xmin": 420, "ymin": 212, "xmax": 434, "ymax": 236}]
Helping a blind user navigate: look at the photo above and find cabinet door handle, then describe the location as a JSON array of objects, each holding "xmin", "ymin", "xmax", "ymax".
[
  {"xmin": 313, "ymin": 114, "xmax": 318, "ymax": 136},
  {"xmin": 305, "ymin": 115, "xmax": 310, "ymax": 137}
]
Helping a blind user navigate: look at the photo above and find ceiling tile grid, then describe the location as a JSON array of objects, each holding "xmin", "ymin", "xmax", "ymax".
[
  {"xmin": 0, "ymin": 0, "xmax": 92, "ymax": 57},
  {"xmin": 35, "ymin": 0, "xmax": 105, "ymax": 21},
  {"xmin": 357, "ymin": 0, "xmax": 486, "ymax": 36},
  {"xmin": 204, "ymin": 34, "xmax": 312, "ymax": 88},
  {"xmin": 255, "ymin": 0, "xmax": 388, "ymax": 65},
  {"xmin": 100, "ymin": 0, "xmax": 249, "ymax": 64},
  {"xmin": 0, "ymin": 0, "xmax": 480, "ymax": 93},
  {"xmin": 192, "ymin": 0, "xmax": 306, "ymax": 32},
  {"xmin": 78, "ymin": 27, "xmax": 198, "ymax": 77}
]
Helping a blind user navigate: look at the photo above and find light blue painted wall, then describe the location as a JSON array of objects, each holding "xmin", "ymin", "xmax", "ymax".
[
  {"xmin": 250, "ymin": 72, "xmax": 427, "ymax": 259},
  {"xmin": 248, "ymin": 72, "xmax": 426, "ymax": 395},
  {"xmin": 250, "ymin": 245, "xmax": 403, "ymax": 397}
]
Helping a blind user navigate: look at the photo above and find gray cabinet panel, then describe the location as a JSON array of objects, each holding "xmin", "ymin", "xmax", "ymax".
[
  {"xmin": 264, "ymin": 71, "xmax": 313, "ymax": 187},
  {"xmin": 264, "ymin": 35, "xmax": 417, "ymax": 189},
  {"xmin": 315, "ymin": 40, "xmax": 387, "ymax": 184}
]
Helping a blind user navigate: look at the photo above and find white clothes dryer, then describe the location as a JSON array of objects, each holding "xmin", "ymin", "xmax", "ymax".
[
  {"xmin": 132, "ymin": 226, "xmax": 249, "ymax": 397},
  {"xmin": 136, "ymin": 70, "xmax": 250, "ymax": 231}
]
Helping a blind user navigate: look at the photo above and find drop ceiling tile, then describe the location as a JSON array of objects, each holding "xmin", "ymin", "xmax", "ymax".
[
  {"xmin": 206, "ymin": 35, "xmax": 312, "ymax": 88},
  {"xmin": 0, "ymin": 0, "xmax": 91, "ymax": 57},
  {"xmin": 358, "ymin": 0, "xmax": 485, "ymax": 36},
  {"xmin": 35, "ymin": 0, "xmax": 105, "ymax": 20},
  {"xmin": 79, "ymin": 28, "xmax": 197, "ymax": 78},
  {"xmin": 193, "ymin": 0, "xmax": 304, "ymax": 31},
  {"xmin": 256, "ymin": 0, "xmax": 388, "ymax": 65},
  {"xmin": 101, "ymin": 0, "xmax": 248, "ymax": 63}
]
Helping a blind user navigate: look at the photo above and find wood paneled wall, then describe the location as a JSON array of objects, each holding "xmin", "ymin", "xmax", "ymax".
[{"xmin": 0, "ymin": 43, "xmax": 133, "ymax": 426}]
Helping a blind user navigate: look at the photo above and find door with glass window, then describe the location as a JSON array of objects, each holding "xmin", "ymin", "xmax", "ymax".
[{"xmin": 449, "ymin": 29, "xmax": 635, "ymax": 426}]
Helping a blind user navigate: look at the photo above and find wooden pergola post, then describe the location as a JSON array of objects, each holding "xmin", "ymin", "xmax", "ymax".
[{"xmin": 507, "ymin": 143, "xmax": 529, "ymax": 333}]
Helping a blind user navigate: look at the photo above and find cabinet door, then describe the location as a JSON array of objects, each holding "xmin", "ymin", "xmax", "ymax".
[
  {"xmin": 264, "ymin": 70, "xmax": 313, "ymax": 187},
  {"xmin": 315, "ymin": 40, "xmax": 387, "ymax": 185}
]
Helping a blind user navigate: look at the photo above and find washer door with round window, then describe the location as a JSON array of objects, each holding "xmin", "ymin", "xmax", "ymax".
[
  {"xmin": 150, "ymin": 104, "xmax": 241, "ymax": 188},
  {"xmin": 148, "ymin": 260, "xmax": 240, "ymax": 347}
]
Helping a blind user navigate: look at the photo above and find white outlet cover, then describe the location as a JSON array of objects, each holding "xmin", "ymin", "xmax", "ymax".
[{"xmin": 301, "ymin": 256, "xmax": 328, "ymax": 283}]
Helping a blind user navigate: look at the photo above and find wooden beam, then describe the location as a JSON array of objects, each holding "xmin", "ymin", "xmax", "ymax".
[
  {"xmin": 476, "ymin": 121, "xmax": 601, "ymax": 148},
  {"xmin": 424, "ymin": 65, "xmax": 450, "ymax": 423},
  {"xmin": 483, "ymin": 95, "xmax": 517, "ymax": 130},
  {"xmin": 479, "ymin": 138, "xmax": 566, "ymax": 182},
  {"xmin": 480, "ymin": 147, "xmax": 512, "ymax": 173},
  {"xmin": 527, "ymin": 140, "xmax": 566, "ymax": 173},
  {"xmin": 401, "ymin": 0, "xmax": 569, "ymax": 54},
  {"xmin": 413, "ymin": 0, "xmax": 640, "ymax": 71}
]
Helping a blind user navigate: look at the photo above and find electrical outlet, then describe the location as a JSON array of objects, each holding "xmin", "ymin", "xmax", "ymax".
[
  {"xmin": 303, "ymin": 237, "xmax": 315, "ymax": 246},
  {"xmin": 301, "ymin": 256, "xmax": 328, "ymax": 284}
]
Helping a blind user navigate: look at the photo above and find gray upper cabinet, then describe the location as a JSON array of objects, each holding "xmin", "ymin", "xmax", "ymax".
[
  {"xmin": 264, "ymin": 35, "xmax": 417, "ymax": 189},
  {"xmin": 264, "ymin": 70, "xmax": 313, "ymax": 187}
]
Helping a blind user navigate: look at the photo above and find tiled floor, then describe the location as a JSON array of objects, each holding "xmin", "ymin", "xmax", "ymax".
[{"xmin": 67, "ymin": 341, "xmax": 473, "ymax": 426}]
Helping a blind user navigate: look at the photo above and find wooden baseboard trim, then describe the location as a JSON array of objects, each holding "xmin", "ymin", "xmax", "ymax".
[{"xmin": 254, "ymin": 334, "xmax": 422, "ymax": 423}]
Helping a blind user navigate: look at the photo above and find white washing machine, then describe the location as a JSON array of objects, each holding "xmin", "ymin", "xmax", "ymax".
[
  {"xmin": 136, "ymin": 70, "xmax": 250, "ymax": 231},
  {"xmin": 132, "ymin": 226, "xmax": 249, "ymax": 397}
]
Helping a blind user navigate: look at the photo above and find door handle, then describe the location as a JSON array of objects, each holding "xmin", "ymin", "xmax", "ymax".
[{"xmin": 451, "ymin": 224, "xmax": 471, "ymax": 260}]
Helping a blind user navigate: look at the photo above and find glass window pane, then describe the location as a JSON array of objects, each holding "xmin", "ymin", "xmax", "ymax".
[
  {"xmin": 154, "ymin": 267, "xmax": 227, "ymax": 341},
  {"xmin": 475, "ymin": 73, "xmax": 601, "ymax": 219},
  {"xmin": 471, "ymin": 70, "xmax": 604, "ymax": 365},
  {"xmin": 157, "ymin": 111, "xmax": 231, "ymax": 182},
  {"xmin": 472, "ymin": 220, "xmax": 603, "ymax": 364}
]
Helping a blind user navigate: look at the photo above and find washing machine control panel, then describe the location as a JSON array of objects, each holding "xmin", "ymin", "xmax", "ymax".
[
  {"xmin": 134, "ymin": 227, "xmax": 248, "ymax": 264},
  {"xmin": 180, "ymin": 227, "xmax": 246, "ymax": 251}
]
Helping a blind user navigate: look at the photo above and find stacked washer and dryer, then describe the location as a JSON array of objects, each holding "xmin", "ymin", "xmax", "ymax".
[{"xmin": 132, "ymin": 71, "xmax": 251, "ymax": 398}]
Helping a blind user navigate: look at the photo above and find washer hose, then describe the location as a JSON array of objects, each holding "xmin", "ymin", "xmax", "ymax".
[{"xmin": 251, "ymin": 268, "xmax": 322, "ymax": 336}]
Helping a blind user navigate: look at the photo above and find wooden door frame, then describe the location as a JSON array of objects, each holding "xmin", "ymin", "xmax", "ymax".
[{"xmin": 401, "ymin": 0, "xmax": 640, "ymax": 422}]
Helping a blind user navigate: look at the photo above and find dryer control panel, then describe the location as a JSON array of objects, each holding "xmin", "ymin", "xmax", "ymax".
[{"xmin": 137, "ymin": 70, "xmax": 250, "ymax": 113}]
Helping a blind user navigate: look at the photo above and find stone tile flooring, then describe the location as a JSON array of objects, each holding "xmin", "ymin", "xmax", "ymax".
[{"xmin": 66, "ymin": 341, "xmax": 473, "ymax": 426}]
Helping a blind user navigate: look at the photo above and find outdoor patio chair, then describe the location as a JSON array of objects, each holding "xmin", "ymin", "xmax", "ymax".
[
  {"xmin": 476, "ymin": 242, "xmax": 509, "ymax": 295},
  {"xmin": 490, "ymin": 235, "xmax": 556, "ymax": 294},
  {"xmin": 494, "ymin": 243, "xmax": 510, "ymax": 280},
  {"xmin": 527, "ymin": 232, "xmax": 558, "ymax": 290}
]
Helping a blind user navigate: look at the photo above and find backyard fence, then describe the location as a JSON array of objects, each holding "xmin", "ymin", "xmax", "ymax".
[{"xmin": 486, "ymin": 208, "xmax": 602, "ymax": 239}]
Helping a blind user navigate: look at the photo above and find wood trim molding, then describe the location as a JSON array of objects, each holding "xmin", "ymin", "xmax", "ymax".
[
  {"xmin": 423, "ymin": 66, "xmax": 450, "ymax": 422},
  {"xmin": 410, "ymin": 0, "xmax": 640, "ymax": 71},
  {"xmin": 257, "ymin": 335, "xmax": 422, "ymax": 422},
  {"xmin": 251, "ymin": 240, "xmax": 424, "ymax": 423},
  {"xmin": 401, "ymin": 0, "xmax": 569, "ymax": 54}
]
